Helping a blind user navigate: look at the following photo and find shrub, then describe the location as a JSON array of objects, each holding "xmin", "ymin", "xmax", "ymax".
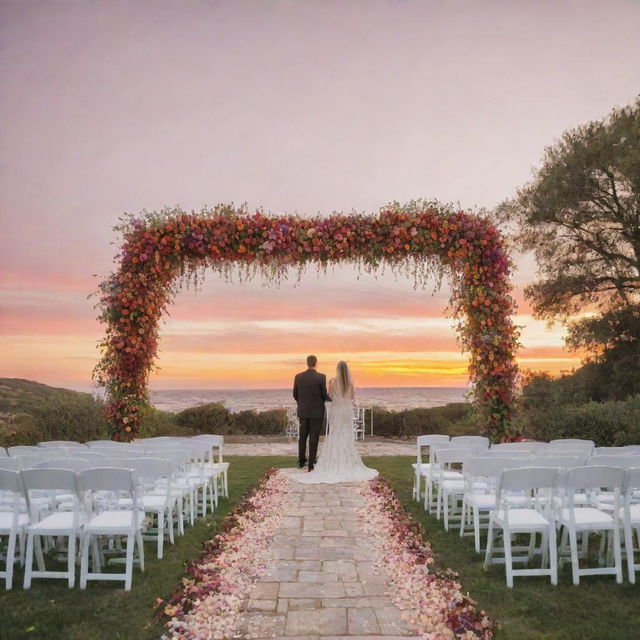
[
  {"xmin": 229, "ymin": 409, "xmax": 287, "ymax": 435},
  {"xmin": 175, "ymin": 402, "xmax": 231, "ymax": 433},
  {"xmin": 1, "ymin": 391, "xmax": 111, "ymax": 445},
  {"xmin": 138, "ymin": 406, "xmax": 198, "ymax": 438}
]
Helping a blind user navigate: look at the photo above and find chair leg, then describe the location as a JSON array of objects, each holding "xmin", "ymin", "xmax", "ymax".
[
  {"xmin": 473, "ymin": 507, "xmax": 481, "ymax": 553},
  {"xmin": 34, "ymin": 536, "xmax": 46, "ymax": 571},
  {"xmin": 613, "ymin": 525, "xmax": 623, "ymax": 584},
  {"xmin": 157, "ymin": 512, "xmax": 164, "ymax": 559},
  {"xmin": 223, "ymin": 469, "xmax": 228, "ymax": 498},
  {"xmin": 444, "ymin": 491, "xmax": 450, "ymax": 531},
  {"xmin": 168, "ymin": 506, "xmax": 175, "ymax": 545},
  {"xmin": 67, "ymin": 534, "xmax": 76, "ymax": 588},
  {"xmin": 18, "ymin": 530, "xmax": 26, "ymax": 566},
  {"xmin": 568, "ymin": 527, "xmax": 580, "ymax": 585},
  {"xmin": 80, "ymin": 533, "xmax": 90, "ymax": 589},
  {"xmin": 92, "ymin": 536, "xmax": 101, "ymax": 573},
  {"xmin": 549, "ymin": 526, "xmax": 558, "ymax": 585},
  {"xmin": 137, "ymin": 529, "xmax": 145, "ymax": 572},
  {"xmin": 484, "ymin": 520, "xmax": 495, "ymax": 570},
  {"xmin": 504, "ymin": 528, "xmax": 514, "ymax": 588},
  {"xmin": 5, "ymin": 530, "xmax": 16, "ymax": 589},
  {"xmin": 23, "ymin": 534, "xmax": 34, "ymax": 589},
  {"xmin": 625, "ymin": 522, "xmax": 636, "ymax": 583},
  {"xmin": 124, "ymin": 534, "xmax": 135, "ymax": 591}
]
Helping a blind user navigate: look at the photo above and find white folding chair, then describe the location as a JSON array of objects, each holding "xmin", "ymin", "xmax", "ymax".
[
  {"xmin": 622, "ymin": 467, "xmax": 640, "ymax": 583},
  {"xmin": 79, "ymin": 467, "xmax": 145, "ymax": 591},
  {"xmin": 484, "ymin": 466, "xmax": 559, "ymax": 587},
  {"xmin": 412, "ymin": 435, "xmax": 450, "ymax": 501},
  {"xmin": 460, "ymin": 457, "xmax": 526, "ymax": 553},
  {"xmin": 556, "ymin": 466, "xmax": 624, "ymax": 585},
  {"xmin": 451, "ymin": 436, "xmax": 490, "ymax": 449},
  {"xmin": 0, "ymin": 469, "xmax": 29, "ymax": 589},
  {"xmin": 190, "ymin": 434, "xmax": 229, "ymax": 499},
  {"xmin": 119, "ymin": 458, "xmax": 175, "ymax": 559},
  {"xmin": 22, "ymin": 468, "xmax": 83, "ymax": 589},
  {"xmin": 432, "ymin": 448, "xmax": 480, "ymax": 527}
]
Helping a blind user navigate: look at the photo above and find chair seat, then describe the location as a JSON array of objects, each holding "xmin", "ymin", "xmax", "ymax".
[
  {"xmin": 28, "ymin": 511, "xmax": 82, "ymax": 534},
  {"xmin": 493, "ymin": 508, "xmax": 551, "ymax": 529},
  {"xmin": 85, "ymin": 510, "xmax": 145, "ymax": 533},
  {"xmin": 558, "ymin": 507, "xmax": 614, "ymax": 528},
  {"xmin": 120, "ymin": 495, "xmax": 172, "ymax": 511},
  {"xmin": 467, "ymin": 494, "xmax": 497, "ymax": 509},
  {"xmin": 433, "ymin": 470, "xmax": 464, "ymax": 481},
  {"xmin": 0, "ymin": 512, "xmax": 29, "ymax": 530},
  {"xmin": 443, "ymin": 480, "xmax": 486, "ymax": 493}
]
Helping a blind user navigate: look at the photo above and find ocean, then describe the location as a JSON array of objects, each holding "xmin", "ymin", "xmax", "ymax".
[{"xmin": 149, "ymin": 387, "xmax": 470, "ymax": 413}]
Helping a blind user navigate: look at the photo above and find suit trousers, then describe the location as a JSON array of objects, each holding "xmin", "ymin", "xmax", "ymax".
[{"xmin": 298, "ymin": 417, "xmax": 323, "ymax": 466}]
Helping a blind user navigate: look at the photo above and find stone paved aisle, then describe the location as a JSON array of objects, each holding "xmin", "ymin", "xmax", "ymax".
[{"xmin": 235, "ymin": 472, "xmax": 421, "ymax": 639}]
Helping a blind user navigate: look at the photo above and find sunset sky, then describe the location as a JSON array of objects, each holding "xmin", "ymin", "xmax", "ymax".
[{"xmin": 1, "ymin": 0, "xmax": 639, "ymax": 391}]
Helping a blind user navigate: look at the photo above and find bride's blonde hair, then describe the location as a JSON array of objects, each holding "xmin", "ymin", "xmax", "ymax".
[{"xmin": 334, "ymin": 360, "xmax": 354, "ymax": 398}]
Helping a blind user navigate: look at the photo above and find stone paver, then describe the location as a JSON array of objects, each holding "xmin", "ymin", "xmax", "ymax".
[{"xmin": 235, "ymin": 474, "xmax": 421, "ymax": 639}]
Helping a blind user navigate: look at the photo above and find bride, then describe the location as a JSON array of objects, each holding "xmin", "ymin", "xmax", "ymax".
[{"xmin": 294, "ymin": 361, "xmax": 378, "ymax": 484}]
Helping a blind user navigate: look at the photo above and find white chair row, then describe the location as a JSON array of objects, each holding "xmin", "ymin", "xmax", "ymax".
[
  {"xmin": 0, "ymin": 467, "xmax": 144, "ymax": 591},
  {"xmin": 483, "ymin": 465, "xmax": 640, "ymax": 587}
]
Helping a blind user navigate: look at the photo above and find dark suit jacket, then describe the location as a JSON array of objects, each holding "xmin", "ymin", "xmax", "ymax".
[{"xmin": 293, "ymin": 369, "xmax": 330, "ymax": 419}]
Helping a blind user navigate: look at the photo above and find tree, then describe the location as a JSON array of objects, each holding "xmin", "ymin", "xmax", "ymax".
[{"xmin": 497, "ymin": 97, "xmax": 640, "ymax": 379}]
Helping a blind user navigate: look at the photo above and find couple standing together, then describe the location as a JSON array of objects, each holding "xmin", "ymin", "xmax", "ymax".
[{"xmin": 292, "ymin": 355, "xmax": 377, "ymax": 484}]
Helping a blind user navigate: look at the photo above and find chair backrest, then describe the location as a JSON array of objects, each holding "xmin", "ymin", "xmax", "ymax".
[
  {"xmin": 0, "ymin": 469, "xmax": 24, "ymax": 523},
  {"xmin": 463, "ymin": 456, "xmax": 526, "ymax": 480},
  {"xmin": 11, "ymin": 454, "xmax": 45, "ymax": 469},
  {"xmin": 125, "ymin": 457, "xmax": 171, "ymax": 482},
  {"xmin": 7, "ymin": 445, "xmax": 41, "ymax": 455},
  {"xmin": 548, "ymin": 439, "xmax": 595, "ymax": 452},
  {"xmin": 586, "ymin": 455, "xmax": 639, "ymax": 468},
  {"xmin": 0, "ymin": 457, "xmax": 21, "ymax": 471},
  {"xmin": 531, "ymin": 455, "xmax": 585, "ymax": 468},
  {"xmin": 416, "ymin": 434, "xmax": 450, "ymax": 464},
  {"xmin": 489, "ymin": 442, "xmax": 546, "ymax": 452},
  {"xmin": 594, "ymin": 446, "xmax": 630, "ymax": 456},
  {"xmin": 483, "ymin": 449, "xmax": 532, "ymax": 458},
  {"xmin": 0, "ymin": 468, "xmax": 23, "ymax": 493},
  {"xmin": 86, "ymin": 440, "xmax": 124, "ymax": 449},
  {"xmin": 565, "ymin": 465, "xmax": 625, "ymax": 491},
  {"xmin": 0, "ymin": 446, "xmax": 8, "ymax": 457},
  {"xmin": 450, "ymin": 436, "xmax": 490, "ymax": 448},
  {"xmin": 623, "ymin": 445, "xmax": 640, "ymax": 453},
  {"xmin": 79, "ymin": 467, "xmax": 136, "ymax": 492},
  {"xmin": 65, "ymin": 450, "xmax": 109, "ymax": 460},
  {"xmin": 498, "ymin": 466, "xmax": 559, "ymax": 493},
  {"xmin": 37, "ymin": 441, "xmax": 85, "ymax": 448},
  {"xmin": 624, "ymin": 467, "xmax": 640, "ymax": 494},
  {"xmin": 433, "ymin": 447, "xmax": 480, "ymax": 466},
  {"xmin": 189, "ymin": 434, "xmax": 224, "ymax": 463},
  {"xmin": 22, "ymin": 467, "xmax": 78, "ymax": 492},
  {"xmin": 35, "ymin": 459, "xmax": 93, "ymax": 471},
  {"xmin": 539, "ymin": 450, "xmax": 589, "ymax": 463}
]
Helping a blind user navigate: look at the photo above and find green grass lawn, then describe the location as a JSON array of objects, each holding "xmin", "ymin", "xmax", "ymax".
[
  {"xmin": 368, "ymin": 456, "xmax": 640, "ymax": 640},
  {"xmin": 1, "ymin": 455, "xmax": 638, "ymax": 640}
]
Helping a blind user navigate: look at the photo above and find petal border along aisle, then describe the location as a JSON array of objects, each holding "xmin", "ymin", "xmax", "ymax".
[
  {"xmin": 360, "ymin": 477, "xmax": 494, "ymax": 640},
  {"xmin": 159, "ymin": 470, "xmax": 493, "ymax": 640},
  {"xmin": 160, "ymin": 470, "xmax": 292, "ymax": 640}
]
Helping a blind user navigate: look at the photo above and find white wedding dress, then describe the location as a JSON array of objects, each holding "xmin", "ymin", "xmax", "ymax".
[{"xmin": 292, "ymin": 385, "xmax": 378, "ymax": 485}]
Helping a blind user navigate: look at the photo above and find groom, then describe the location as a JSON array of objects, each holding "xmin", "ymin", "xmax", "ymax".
[{"xmin": 293, "ymin": 354, "xmax": 330, "ymax": 472}]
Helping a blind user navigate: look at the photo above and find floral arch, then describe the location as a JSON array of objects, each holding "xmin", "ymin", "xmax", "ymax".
[{"xmin": 94, "ymin": 201, "xmax": 519, "ymax": 441}]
